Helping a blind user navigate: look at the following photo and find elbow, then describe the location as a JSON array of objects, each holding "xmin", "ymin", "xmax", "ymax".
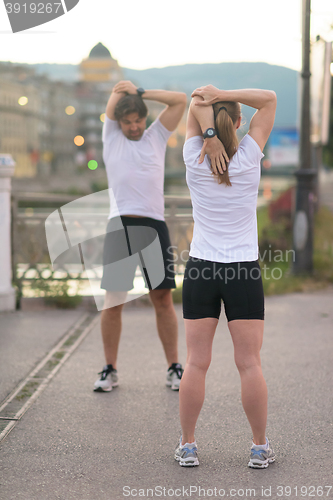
[
  {"xmin": 270, "ymin": 91, "xmax": 277, "ymax": 104},
  {"xmin": 179, "ymin": 92, "xmax": 188, "ymax": 108},
  {"xmin": 266, "ymin": 91, "xmax": 277, "ymax": 112},
  {"xmin": 190, "ymin": 95, "xmax": 203, "ymax": 106}
]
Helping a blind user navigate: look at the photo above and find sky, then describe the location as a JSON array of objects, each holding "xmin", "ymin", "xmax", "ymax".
[{"xmin": 0, "ymin": 0, "xmax": 332, "ymax": 71}]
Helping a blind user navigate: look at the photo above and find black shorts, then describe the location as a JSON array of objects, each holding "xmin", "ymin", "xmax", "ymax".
[
  {"xmin": 182, "ymin": 257, "xmax": 264, "ymax": 322},
  {"xmin": 101, "ymin": 216, "xmax": 176, "ymax": 291}
]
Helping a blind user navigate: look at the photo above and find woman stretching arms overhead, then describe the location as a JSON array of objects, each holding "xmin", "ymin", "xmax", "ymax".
[{"xmin": 174, "ymin": 85, "xmax": 277, "ymax": 469}]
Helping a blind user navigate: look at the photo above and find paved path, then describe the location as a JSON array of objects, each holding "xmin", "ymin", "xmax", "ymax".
[
  {"xmin": 0, "ymin": 309, "xmax": 84, "ymax": 403},
  {"xmin": 0, "ymin": 288, "xmax": 332, "ymax": 500}
]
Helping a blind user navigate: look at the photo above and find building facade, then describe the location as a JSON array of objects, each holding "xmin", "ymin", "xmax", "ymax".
[{"xmin": 0, "ymin": 43, "xmax": 186, "ymax": 192}]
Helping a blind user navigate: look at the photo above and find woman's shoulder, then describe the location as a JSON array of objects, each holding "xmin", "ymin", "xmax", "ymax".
[
  {"xmin": 183, "ymin": 136, "xmax": 203, "ymax": 159},
  {"xmin": 234, "ymin": 134, "xmax": 264, "ymax": 164},
  {"xmin": 184, "ymin": 135, "xmax": 203, "ymax": 148},
  {"xmin": 238, "ymin": 134, "xmax": 263, "ymax": 156}
]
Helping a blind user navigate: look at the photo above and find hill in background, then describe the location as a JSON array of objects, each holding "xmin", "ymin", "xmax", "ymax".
[{"xmin": 26, "ymin": 61, "xmax": 298, "ymax": 128}]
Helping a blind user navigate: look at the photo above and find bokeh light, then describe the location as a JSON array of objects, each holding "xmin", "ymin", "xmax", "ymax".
[
  {"xmin": 167, "ymin": 136, "xmax": 178, "ymax": 148},
  {"xmin": 65, "ymin": 106, "xmax": 76, "ymax": 115},
  {"xmin": 262, "ymin": 160, "xmax": 272, "ymax": 170},
  {"xmin": 263, "ymin": 180, "xmax": 272, "ymax": 200},
  {"xmin": 25, "ymin": 207, "xmax": 34, "ymax": 216},
  {"xmin": 100, "ymin": 113, "xmax": 105, "ymax": 123},
  {"xmin": 88, "ymin": 160, "xmax": 98, "ymax": 170},
  {"xmin": 18, "ymin": 96, "xmax": 28, "ymax": 106},
  {"xmin": 74, "ymin": 135, "xmax": 84, "ymax": 146}
]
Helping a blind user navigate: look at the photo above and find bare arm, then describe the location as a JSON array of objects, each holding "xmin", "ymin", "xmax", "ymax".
[
  {"xmin": 105, "ymin": 85, "xmax": 127, "ymax": 120},
  {"xmin": 109, "ymin": 81, "xmax": 187, "ymax": 131},
  {"xmin": 187, "ymin": 96, "xmax": 229, "ymax": 173},
  {"xmin": 143, "ymin": 89, "xmax": 187, "ymax": 131},
  {"xmin": 192, "ymin": 85, "xmax": 277, "ymax": 151}
]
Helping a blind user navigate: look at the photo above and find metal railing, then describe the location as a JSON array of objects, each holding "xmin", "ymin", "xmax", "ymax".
[{"xmin": 11, "ymin": 192, "xmax": 194, "ymax": 301}]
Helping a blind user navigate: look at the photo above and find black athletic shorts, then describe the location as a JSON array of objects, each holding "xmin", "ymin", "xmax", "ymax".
[
  {"xmin": 101, "ymin": 216, "xmax": 176, "ymax": 291},
  {"xmin": 182, "ymin": 257, "xmax": 264, "ymax": 322}
]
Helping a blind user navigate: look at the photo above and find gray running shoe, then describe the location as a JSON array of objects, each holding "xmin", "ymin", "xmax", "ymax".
[
  {"xmin": 174, "ymin": 437, "xmax": 199, "ymax": 467},
  {"xmin": 248, "ymin": 438, "xmax": 275, "ymax": 468},
  {"xmin": 94, "ymin": 364, "xmax": 118, "ymax": 392},
  {"xmin": 166, "ymin": 363, "xmax": 183, "ymax": 391}
]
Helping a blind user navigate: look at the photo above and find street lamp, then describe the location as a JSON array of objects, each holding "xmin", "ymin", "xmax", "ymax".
[{"xmin": 292, "ymin": 0, "xmax": 317, "ymax": 274}]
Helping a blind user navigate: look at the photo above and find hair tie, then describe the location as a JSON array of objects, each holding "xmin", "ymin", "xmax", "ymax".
[{"xmin": 215, "ymin": 106, "xmax": 228, "ymax": 119}]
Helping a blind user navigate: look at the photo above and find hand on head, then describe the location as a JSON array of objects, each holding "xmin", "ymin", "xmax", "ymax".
[
  {"xmin": 113, "ymin": 80, "xmax": 137, "ymax": 95},
  {"xmin": 191, "ymin": 85, "xmax": 221, "ymax": 106}
]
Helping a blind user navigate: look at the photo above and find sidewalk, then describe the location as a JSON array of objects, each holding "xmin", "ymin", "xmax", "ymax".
[{"xmin": 0, "ymin": 287, "xmax": 332, "ymax": 500}]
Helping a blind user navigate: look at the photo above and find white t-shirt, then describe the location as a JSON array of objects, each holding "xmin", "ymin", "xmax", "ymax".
[
  {"xmin": 183, "ymin": 133, "xmax": 264, "ymax": 263},
  {"xmin": 102, "ymin": 116, "xmax": 172, "ymax": 220}
]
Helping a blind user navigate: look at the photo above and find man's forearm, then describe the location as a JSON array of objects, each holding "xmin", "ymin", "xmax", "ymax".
[
  {"xmin": 105, "ymin": 89, "xmax": 126, "ymax": 120},
  {"xmin": 142, "ymin": 89, "xmax": 187, "ymax": 107}
]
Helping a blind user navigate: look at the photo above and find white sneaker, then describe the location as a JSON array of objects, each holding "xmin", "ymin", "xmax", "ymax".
[
  {"xmin": 166, "ymin": 363, "xmax": 183, "ymax": 391},
  {"xmin": 248, "ymin": 438, "xmax": 276, "ymax": 468},
  {"xmin": 94, "ymin": 365, "xmax": 118, "ymax": 392},
  {"xmin": 174, "ymin": 437, "xmax": 199, "ymax": 467}
]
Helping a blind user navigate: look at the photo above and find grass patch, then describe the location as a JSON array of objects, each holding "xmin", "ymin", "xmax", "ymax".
[
  {"xmin": 53, "ymin": 351, "xmax": 66, "ymax": 360},
  {"xmin": 30, "ymin": 278, "xmax": 83, "ymax": 308},
  {"xmin": 258, "ymin": 205, "xmax": 333, "ymax": 296},
  {"xmin": 15, "ymin": 381, "xmax": 39, "ymax": 401},
  {"xmin": 172, "ymin": 286, "xmax": 183, "ymax": 304}
]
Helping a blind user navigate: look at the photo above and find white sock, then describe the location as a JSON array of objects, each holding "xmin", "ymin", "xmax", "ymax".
[
  {"xmin": 252, "ymin": 438, "xmax": 268, "ymax": 449},
  {"xmin": 182, "ymin": 440, "xmax": 197, "ymax": 448}
]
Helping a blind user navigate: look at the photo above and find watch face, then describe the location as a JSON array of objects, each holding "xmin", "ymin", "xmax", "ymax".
[{"xmin": 208, "ymin": 129, "xmax": 214, "ymax": 136}]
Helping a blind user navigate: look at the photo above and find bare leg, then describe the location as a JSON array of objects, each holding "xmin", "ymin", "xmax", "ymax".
[
  {"xmin": 149, "ymin": 289, "xmax": 179, "ymax": 366},
  {"xmin": 228, "ymin": 319, "xmax": 267, "ymax": 445},
  {"xmin": 100, "ymin": 291, "xmax": 127, "ymax": 368},
  {"xmin": 179, "ymin": 318, "xmax": 218, "ymax": 444}
]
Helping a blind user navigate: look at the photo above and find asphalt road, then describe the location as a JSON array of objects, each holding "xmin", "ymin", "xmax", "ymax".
[{"xmin": 0, "ymin": 288, "xmax": 332, "ymax": 500}]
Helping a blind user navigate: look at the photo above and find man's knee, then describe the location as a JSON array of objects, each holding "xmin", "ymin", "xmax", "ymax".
[
  {"xmin": 149, "ymin": 289, "xmax": 172, "ymax": 309},
  {"xmin": 103, "ymin": 291, "xmax": 127, "ymax": 310}
]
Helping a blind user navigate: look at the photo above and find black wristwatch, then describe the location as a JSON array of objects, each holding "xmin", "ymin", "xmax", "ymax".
[
  {"xmin": 136, "ymin": 87, "xmax": 145, "ymax": 97},
  {"xmin": 203, "ymin": 128, "xmax": 217, "ymax": 139}
]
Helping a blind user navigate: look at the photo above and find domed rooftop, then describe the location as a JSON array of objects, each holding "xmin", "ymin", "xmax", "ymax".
[{"xmin": 89, "ymin": 43, "xmax": 113, "ymax": 59}]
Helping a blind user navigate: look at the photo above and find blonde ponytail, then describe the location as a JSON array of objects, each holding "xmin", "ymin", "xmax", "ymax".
[{"xmin": 212, "ymin": 101, "xmax": 241, "ymax": 186}]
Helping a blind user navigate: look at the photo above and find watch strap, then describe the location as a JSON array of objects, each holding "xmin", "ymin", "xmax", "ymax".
[
  {"xmin": 203, "ymin": 128, "xmax": 217, "ymax": 139},
  {"xmin": 136, "ymin": 87, "xmax": 145, "ymax": 97}
]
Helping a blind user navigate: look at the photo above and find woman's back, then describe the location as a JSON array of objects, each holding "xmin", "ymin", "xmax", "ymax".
[{"xmin": 184, "ymin": 133, "xmax": 263, "ymax": 263}]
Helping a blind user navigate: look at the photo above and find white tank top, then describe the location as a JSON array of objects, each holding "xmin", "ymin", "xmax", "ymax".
[{"xmin": 183, "ymin": 134, "xmax": 264, "ymax": 263}]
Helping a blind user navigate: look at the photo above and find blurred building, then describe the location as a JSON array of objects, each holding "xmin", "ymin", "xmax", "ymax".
[
  {"xmin": 79, "ymin": 42, "xmax": 122, "ymax": 84},
  {"xmin": 0, "ymin": 63, "xmax": 78, "ymax": 180},
  {"xmin": 0, "ymin": 43, "xmax": 187, "ymax": 193},
  {"xmin": 75, "ymin": 43, "xmax": 123, "ymax": 170},
  {"xmin": 47, "ymin": 81, "xmax": 78, "ymax": 175},
  {"xmin": 0, "ymin": 43, "xmax": 122, "ymax": 184},
  {"xmin": 0, "ymin": 64, "xmax": 40, "ymax": 177}
]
